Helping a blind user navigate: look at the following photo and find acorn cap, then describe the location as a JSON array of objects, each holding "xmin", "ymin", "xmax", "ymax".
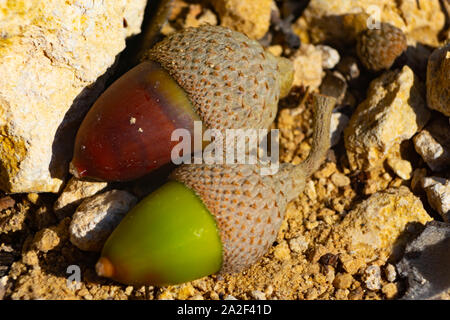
[
  {"xmin": 143, "ymin": 25, "xmax": 294, "ymax": 131},
  {"xmin": 356, "ymin": 23, "xmax": 407, "ymax": 72}
]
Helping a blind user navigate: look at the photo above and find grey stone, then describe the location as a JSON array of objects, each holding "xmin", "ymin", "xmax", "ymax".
[{"xmin": 397, "ymin": 221, "xmax": 450, "ymax": 300}]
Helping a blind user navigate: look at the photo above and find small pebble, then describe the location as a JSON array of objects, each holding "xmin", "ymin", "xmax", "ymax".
[
  {"xmin": 384, "ymin": 264, "xmax": 396, "ymax": 282},
  {"xmin": 331, "ymin": 172, "xmax": 351, "ymax": 187},
  {"xmin": 382, "ymin": 283, "xmax": 398, "ymax": 299},
  {"xmin": 422, "ymin": 177, "xmax": 450, "ymax": 222},
  {"xmin": 69, "ymin": 190, "xmax": 137, "ymax": 252},
  {"xmin": 333, "ymin": 273, "xmax": 353, "ymax": 290},
  {"xmin": 27, "ymin": 193, "xmax": 39, "ymax": 205},
  {"xmin": 288, "ymin": 235, "xmax": 309, "ymax": 253},
  {"xmin": 251, "ymin": 290, "xmax": 266, "ymax": 300},
  {"xmin": 0, "ymin": 196, "xmax": 15, "ymax": 211},
  {"xmin": 33, "ymin": 228, "xmax": 60, "ymax": 252},
  {"xmin": 364, "ymin": 265, "xmax": 381, "ymax": 291},
  {"xmin": 317, "ymin": 45, "xmax": 340, "ymax": 69},
  {"xmin": 387, "ymin": 158, "xmax": 412, "ymax": 180}
]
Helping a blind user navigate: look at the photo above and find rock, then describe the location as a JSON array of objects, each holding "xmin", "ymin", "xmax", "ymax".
[
  {"xmin": 344, "ymin": 66, "xmax": 430, "ymax": 171},
  {"xmin": 397, "ymin": 221, "xmax": 450, "ymax": 300},
  {"xmin": 0, "ymin": 0, "xmax": 147, "ymax": 193},
  {"xmin": 32, "ymin": 218, "xmax": 70, "ymax": 253},
  {"xmin": 427, "ymin": 43, "xmax": 450, "ymax": 117},
  {"xmin": 294, "ymin": 0, "xmax": 444, "ymax": 47},
  {"xmin": 382, "ymin": 283, "xmax": 398, "ymax": 299},
  {"xmin": 266, "ymin": 45, "xmax": 283, "ymax": 57},
  {"xmin": 288, "ymin": 235, "xmax": 309, "ymax": 253},
  {"xmin": 413, "ymin": 117, "xmax": 450, "ymax": 172},
  {"xmin": 0, "ymin": 196, "xmax": 15, "ymax": 212},
  {"xmin": 330, "ymin": 187, "xmax": 433, "ymax": 262},
  {"xmin": 316, "ymin": 45, "xmax": 340, "ymax": 69},
  {"xmin": 387, "ymin": 158, "xmax": 412, "ymax": 180},
  {"xmin": 33, "ymin": 228, "xmax": 60, "ymax": 252},
  {"xmin": 333, "ymin": 273, "xmax": 353, "ymax": 290},
  {"xmin": 336, "ymin": 56, "xmax": 360, "ymax": 82},
  {"xmin": 320, "ymin": 71, "xmax": 348, "ymax": 105},
  {"xmin": 0, "ymin": 276, "xmax": 8, "ymax": 300},
  {"xmin": 251, "ymin": 290, "xmax": 266, "ymax": 300},
  {"xmin": 364, "ymin": 265, "xmax": 381, "ymax": 290},
  {"xmin": 291, "ymin": 44, "xmax": 324, "ymax": 90},
  {"xmin": 69, "ymin": 190, "xmax": 137, "ymax": 252},
  {"xmin": 0, "ymin": 251, "xmax": 15, "ymax": 277},
  {"xmin": 422, "ymin": 177, "xmax": 450, "ymax": 222},
  {"xmin": 384, "ymin": 263, "xmax": 397, "ymax": 282},
  {"xmin": 331, "ymin": 172, "xmax": 351, "ymax": 187},
  {"xmin": 211, "ymin": 0, "xmax": 272, "ymax": 40},
  {"xmin": 184, "ymin": 4, "xmax": 218, "ymax": 29},
  {"xmin": 330, "ymin": 112, "xmax": 349, "ymax": 147},
  {"xmin": 26, "ymin": 193, "xmax": 39, "ymax": 205},
  {"xmin": 411, "ymin": 168, "xmax": 427, "ymax": 193},
  {"xmin": 53, "ymin": 177, "xmax": 108, "ymax": 219}
]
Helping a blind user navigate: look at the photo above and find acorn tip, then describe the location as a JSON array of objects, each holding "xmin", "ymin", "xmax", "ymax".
[{"xmin": 96, "ymin": 257, "xmax": 115, "ymax": 278}]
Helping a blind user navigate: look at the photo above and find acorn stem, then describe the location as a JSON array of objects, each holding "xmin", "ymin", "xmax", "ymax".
[{"xmin": 297, "ymin": 94, "xmax": 336, "ymax": 178}]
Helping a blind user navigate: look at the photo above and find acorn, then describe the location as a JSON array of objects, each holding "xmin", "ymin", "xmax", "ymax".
[
  {"xmin": 95, "ymin": 94, "xmax": 336, "ymax": 286},
  {"xmin": 70, "ymin": 26, "xmax": 294, "ymax": 181},
  {"xmin": 356, "ymin": 22, "xmax": 407, "ymax": 72}
]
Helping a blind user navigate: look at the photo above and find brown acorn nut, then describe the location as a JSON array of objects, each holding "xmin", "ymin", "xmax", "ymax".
[
  {"xmin": 356, "ymin": 23, "xmax": 407, "ymax": 72},
  {"xmin": 70, "ymin": 26, "xmax": 294, "ymax": 182},
  {"xmin": 96, "ymin": 94, "xmax": 336, "ymax": 285}
]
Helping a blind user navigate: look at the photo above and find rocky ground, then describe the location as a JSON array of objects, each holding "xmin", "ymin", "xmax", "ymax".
[{"xmin": 0, "ymin": 0, "xmax": 449, "ymax": 300}]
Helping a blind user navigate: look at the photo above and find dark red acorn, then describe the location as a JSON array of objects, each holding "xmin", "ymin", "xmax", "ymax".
[
  {"xmin": 71, "ymin": 61, "xmax": 200, "ymax": 181},
  {"xmin": 70, "ymin": 26, "xmax": 294, "ymax": 181}
]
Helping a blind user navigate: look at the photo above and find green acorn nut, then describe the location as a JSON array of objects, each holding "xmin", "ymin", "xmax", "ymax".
[{"xmin": 96, "ymin": 94, "xmax": 336, "ymax": 286}]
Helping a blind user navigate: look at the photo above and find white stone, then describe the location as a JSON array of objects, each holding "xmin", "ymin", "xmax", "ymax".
[
  {"xmin": 317, "ymin": 45, "xmax": 340, "ymax": 69},
  {"xmin": 69, "ymin": 190, "xmax": 137, "ymax": 252},
  {"xmin": 288, "ymin": 235, "xmax": 309, "ymax": 253},
  {"xmin": 291, "ymin": 44, "xmax": 324, "ymax": 90},
  {"xmin": 384, "ymin": 263, "xmax": 397, "ymax": 282},
  {"xmin": 422, "ymin": 177, "xmax": 450, "ymax": 222},
  {"xmin": 251, "ymin": 290, "xmax": 266, "ymax": 300},
  {"xmin": 364, "ymin": 265, "xmax": 381, "ymax": 291},
  {"xmin": 53, "ymin": 177, "xmax": 108, "ymax": 218},
  {"xmin": 413, "ymin": 118, "xmax": 450, "ymax": 172}
]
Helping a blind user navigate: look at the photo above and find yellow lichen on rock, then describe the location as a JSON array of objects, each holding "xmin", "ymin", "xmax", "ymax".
[
  {"xmin": 329, "ymin": 187, "xmax": 432, "ymax": 262},
  {"xmin": 0, "ymin": 0, "xmax": 147, "ymax": 193},
  {"xmin": 0, "ymin": 125, "xmax": 27, "ymax": 192},
  {"xmin": 344, "ymin": 66, "xmax": 430, "ymax": 172}
]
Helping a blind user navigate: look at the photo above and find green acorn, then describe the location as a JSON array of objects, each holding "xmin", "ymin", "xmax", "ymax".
[{"xmin": 96, "ymin": 94, "xmax": 336, "ymax": 286}]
